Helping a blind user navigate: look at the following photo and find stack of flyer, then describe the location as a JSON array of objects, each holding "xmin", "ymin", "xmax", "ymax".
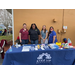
[
  {"xmin": 22, "ymin": 46, "xmax": 31, "ymax": 52},
  {"xmin": 48, "ymin": 43, "xmax": 59, "ymax": 49}
]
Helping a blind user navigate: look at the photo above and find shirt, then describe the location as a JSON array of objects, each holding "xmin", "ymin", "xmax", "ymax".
[
  {"xmin": 20, "ymin": 28, "xmax": 29, "ymax": 40},
  {"xmin": 29, "ymin": 29, "xmax": 40, "ymax": 41},
  {"xmin": 41, "ymin": 30, "xmax": 48, "ymax": 39},
  {"xmin": 48, "ymin": 31, "xmax": 58, "ymax": 43}
]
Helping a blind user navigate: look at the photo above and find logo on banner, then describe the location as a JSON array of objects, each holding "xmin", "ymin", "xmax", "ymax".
[{"xmin": 36, "ymin": 53, "xmax": 52, "ymax": 64}]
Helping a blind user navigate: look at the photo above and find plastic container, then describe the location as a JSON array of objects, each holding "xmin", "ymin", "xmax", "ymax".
[
  {"xmin": 61, "ymin": 43, "xmax": 65, "ymax": 47},
  {"xmin": 31, "ymin": 46, "xmax": 35, "ymax": 51},
  {"xmin": 68, "ymin": 38, "xmax": 72, "ymax": 46},
  {"xmin": 68, "ymin": 38, "xmax": 72, "ymax": 43},
  {"xmin": 16, "ymin": 43, "xmax": 18, "ymax": 48},
  {"xmin": 9, "ymin": 46, "xmax": 12, "ymax": 52},
  {"xmin": 69, "ymin": 43, "xmax": 72, "ymax": 46}
]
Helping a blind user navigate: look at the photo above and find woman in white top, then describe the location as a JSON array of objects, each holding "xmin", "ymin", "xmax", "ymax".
[{"xmin": 40, "ymin": 25, "xmax": 48, "ymax": 44}]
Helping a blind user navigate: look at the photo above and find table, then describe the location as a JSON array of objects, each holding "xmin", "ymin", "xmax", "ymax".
[{"xmin": 2, "ymin": 44, "xmax": 75, "ymax": 65}]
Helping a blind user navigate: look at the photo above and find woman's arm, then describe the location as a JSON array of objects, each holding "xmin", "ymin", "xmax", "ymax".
[
  {"xmin": 38, "ymin": 29, "xmax": 41, "ymax": 41},
  {"xmin": 45, "ymin": 32, "xmax": 48, "ymax": 40},
  {"xmin": 38, "ymin": 35, "xmax": 41, "ymax": 41},
  {"xmin": 40, "ymin": 31, "xmax": 43, "ymax": 40},
  {"xmin": 53, "ymin": 36, "xmax": 56, "ymax": 43},
  {"xmin": 28, "ymin": 30, "xmax": 31, "ymax": 42},
  {"xmin": 40, "ymin": 35, "xmax": 43, "ymax": 40}
]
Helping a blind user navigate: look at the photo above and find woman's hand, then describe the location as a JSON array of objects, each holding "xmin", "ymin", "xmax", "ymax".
[
  {"xmin": 53, "ymin": 36, "xmax": 56, "ymax": 43},
  {"xmin": 43, "ymin": 39, "xmax": 45, "ymax": 43}
]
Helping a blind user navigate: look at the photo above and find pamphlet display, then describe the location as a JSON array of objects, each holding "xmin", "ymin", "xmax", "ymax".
[{"xmin": 11, "ymin": 38, "xmax": 75, "ymax": 52}]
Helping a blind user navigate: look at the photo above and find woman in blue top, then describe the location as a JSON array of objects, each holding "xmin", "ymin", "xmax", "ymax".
[
  {"xmin": 41, "ymin": 25, "xmax": 48, "ymax": 44},
  {"xmin": 48, "ymin": 26, "xmax": 58, "ymax": 44}
]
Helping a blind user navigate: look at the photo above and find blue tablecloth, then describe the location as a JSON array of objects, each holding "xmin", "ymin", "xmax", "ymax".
[{"xmin": 2, "ymin": 44, "xmax": 75, "ymax": 65}]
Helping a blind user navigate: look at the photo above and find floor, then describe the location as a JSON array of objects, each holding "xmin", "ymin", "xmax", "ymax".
[{"xmin": 0, "ymin": 55, "xmax": 3, "ymax": 65}]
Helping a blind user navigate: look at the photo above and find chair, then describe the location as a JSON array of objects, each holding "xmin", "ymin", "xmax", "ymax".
[{"xmin": 0, "ymin": 40, "xmax": 5, "ymax": 59}]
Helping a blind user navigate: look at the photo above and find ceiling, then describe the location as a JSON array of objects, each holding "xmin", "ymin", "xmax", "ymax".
[{"xmin": 6, "ymin": 9, "xmax": 12, "ymax": 14}]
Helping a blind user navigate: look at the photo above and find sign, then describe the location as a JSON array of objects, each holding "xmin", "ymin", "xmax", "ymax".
[
  {"xmin": 63, "ymin": 26, "xmax": 67, "ymax": 29},
  {"xmin": 36, "ymin": 53, "xmax": 52, "ymax": 64}
]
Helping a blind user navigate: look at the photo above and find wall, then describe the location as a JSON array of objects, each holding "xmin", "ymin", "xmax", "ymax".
[
  {"xmin": 13, "ymin": 9, "xmax": 75, "ymax": 45},
  {"xmin": 62, "ymin": 9, "xmax": 75, "ymax": 45}
]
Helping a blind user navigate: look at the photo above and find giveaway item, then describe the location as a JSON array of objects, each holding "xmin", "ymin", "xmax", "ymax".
[
  {"xmin": 65, "ymin": 43, "xmax": 68, "ymax": 46},
  {"xmin": 64, "ymin": 43, "xmax": 69, "ymax": 49},
  {"xmin": 35, "ymin": 46, "xmax": 38, "ymax": 50},
  {"xmin": 41, "ymin": 46, "xmax": 45, "ymax": 50},
  {"xmin": 44, "ymin": 45, "xmax": 49, "ymax": 49},
  {"xmin": 37, "ymin": 45, "xmax": 40, "ymax": 49},
  {"xmin": 63, "ymin": 38, "xmax": 67, "ymax": 43},
  {"xmin": 30, "ymin": 46, "xmax": 35, "ymax": 51},
  {"xmin": 69, "ymin": 46, "xmax": 73, "ymax": 48},
  {"xmin": 41, "ymin": 45, "xmax": 45, "ymax": 50},
  {"xmin": 64, "ymin": 47, "xmax": 69, "ymax": 49},
  {"xmin": 22, "ymin": 46, "xmax": 31, "ymax": 52},
  {"xmin": 15, "ymin": 43, "xmax": 21, "ymax": 48},
  {"xmin": 68, "ymin": 43, "xmax": 72, "ymax": 46},
  {"xmin": 41, "ymin": 44, "xmax": 45, "ymax": 47},
  {"xmin": 61, "ymin": 43, "xmax": 65, "ymax": 47},
  {"xmin": 56, "ymin": 42, "xmax": 61, "ymax": 46},
  {"xmin": 68, "ymin": 38, "xmax": 72, "ymax": 43},
  {"xmin": 15, "ymin": 43, "xmax": 18, "ymax": 48},
  {"xmin": 9, "ymin": 46, "xmax": 12, "ymax": 52},
  {"xmin": 48, "ymin": 44, "xmax": 59, "ymax": 49}
]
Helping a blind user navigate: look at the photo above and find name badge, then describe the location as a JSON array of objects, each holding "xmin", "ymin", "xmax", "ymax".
[
  {"xmin": 35, "ymin": 29, "xmax": 37, "ymax": 31},
  {"xmin": 23, "ymin": 30, "xmax": 25, "ymax": 32}
]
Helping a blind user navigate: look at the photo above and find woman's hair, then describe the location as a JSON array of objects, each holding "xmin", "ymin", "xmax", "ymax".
[
  {"xmin": 23, "ymin": 23, "xmax": 26, "ymax": 26},
  {"xmin": 41, "ymin": 25, "xmax": 46, "ymax": 33},
  {"xmin": 48, "ymin": 26, "xmax": 54, "ymax": 37},
  {"xmin": 30, "ymin": 23, "xmax": 37, "ymax": 29}
]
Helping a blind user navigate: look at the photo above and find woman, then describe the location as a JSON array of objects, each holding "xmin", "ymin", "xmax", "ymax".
[
  {"xmin": 48, "ymin": 26, "xmax": 58, "ymax": 44},
  {"xmin": 41, "ymin": 25, "xmax": 48, "ymax": 44},
  {"xmin": 2, "ymin": 29, "xmax": 7, "ymax": 35},
  {"xmin": 29, "ymin": 23, "xmax": 40, "ymax": 44},
  {"xmin": 19, "ymin": 23, "xmax": 29, "ymax": 44}
]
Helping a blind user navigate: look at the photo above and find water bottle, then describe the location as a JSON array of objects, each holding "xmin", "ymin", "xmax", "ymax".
[
  {"xmin": 68, "ymin": 38, "xmax": 70, "ymax": 43},
  {"xmin": 68, "ymin": 38, "xmax": 72, "ymax": 46},
  {"xmin": 16, "ymin": 43, "xmax": 18, "ymax": 48},
  {"xmin": 9, "ymin": 46, "xmax": 12, "ymax": 52},
  {"xmin": 68, "ymin": 38, "xmax": 72, "ymax": 43},
  {"xmin": 69, "ymin": 39, "xmax": 72, "ymax": 43}
]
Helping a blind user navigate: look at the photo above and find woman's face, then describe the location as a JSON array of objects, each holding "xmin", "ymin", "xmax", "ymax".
[
  {"xmin": 23, "ymin": 25, "xmax": 27, "ymax": 29},
  {"xmin": 32, "ymin": 25, "xmax": 35, "ymax": 29},
  {"xmin": 42, "ymin": 26, "xmax": 46, "ymax": 30},
  {"xmin": 50, "ymin": 27, "xmax": 53, "ymax": 31}
]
